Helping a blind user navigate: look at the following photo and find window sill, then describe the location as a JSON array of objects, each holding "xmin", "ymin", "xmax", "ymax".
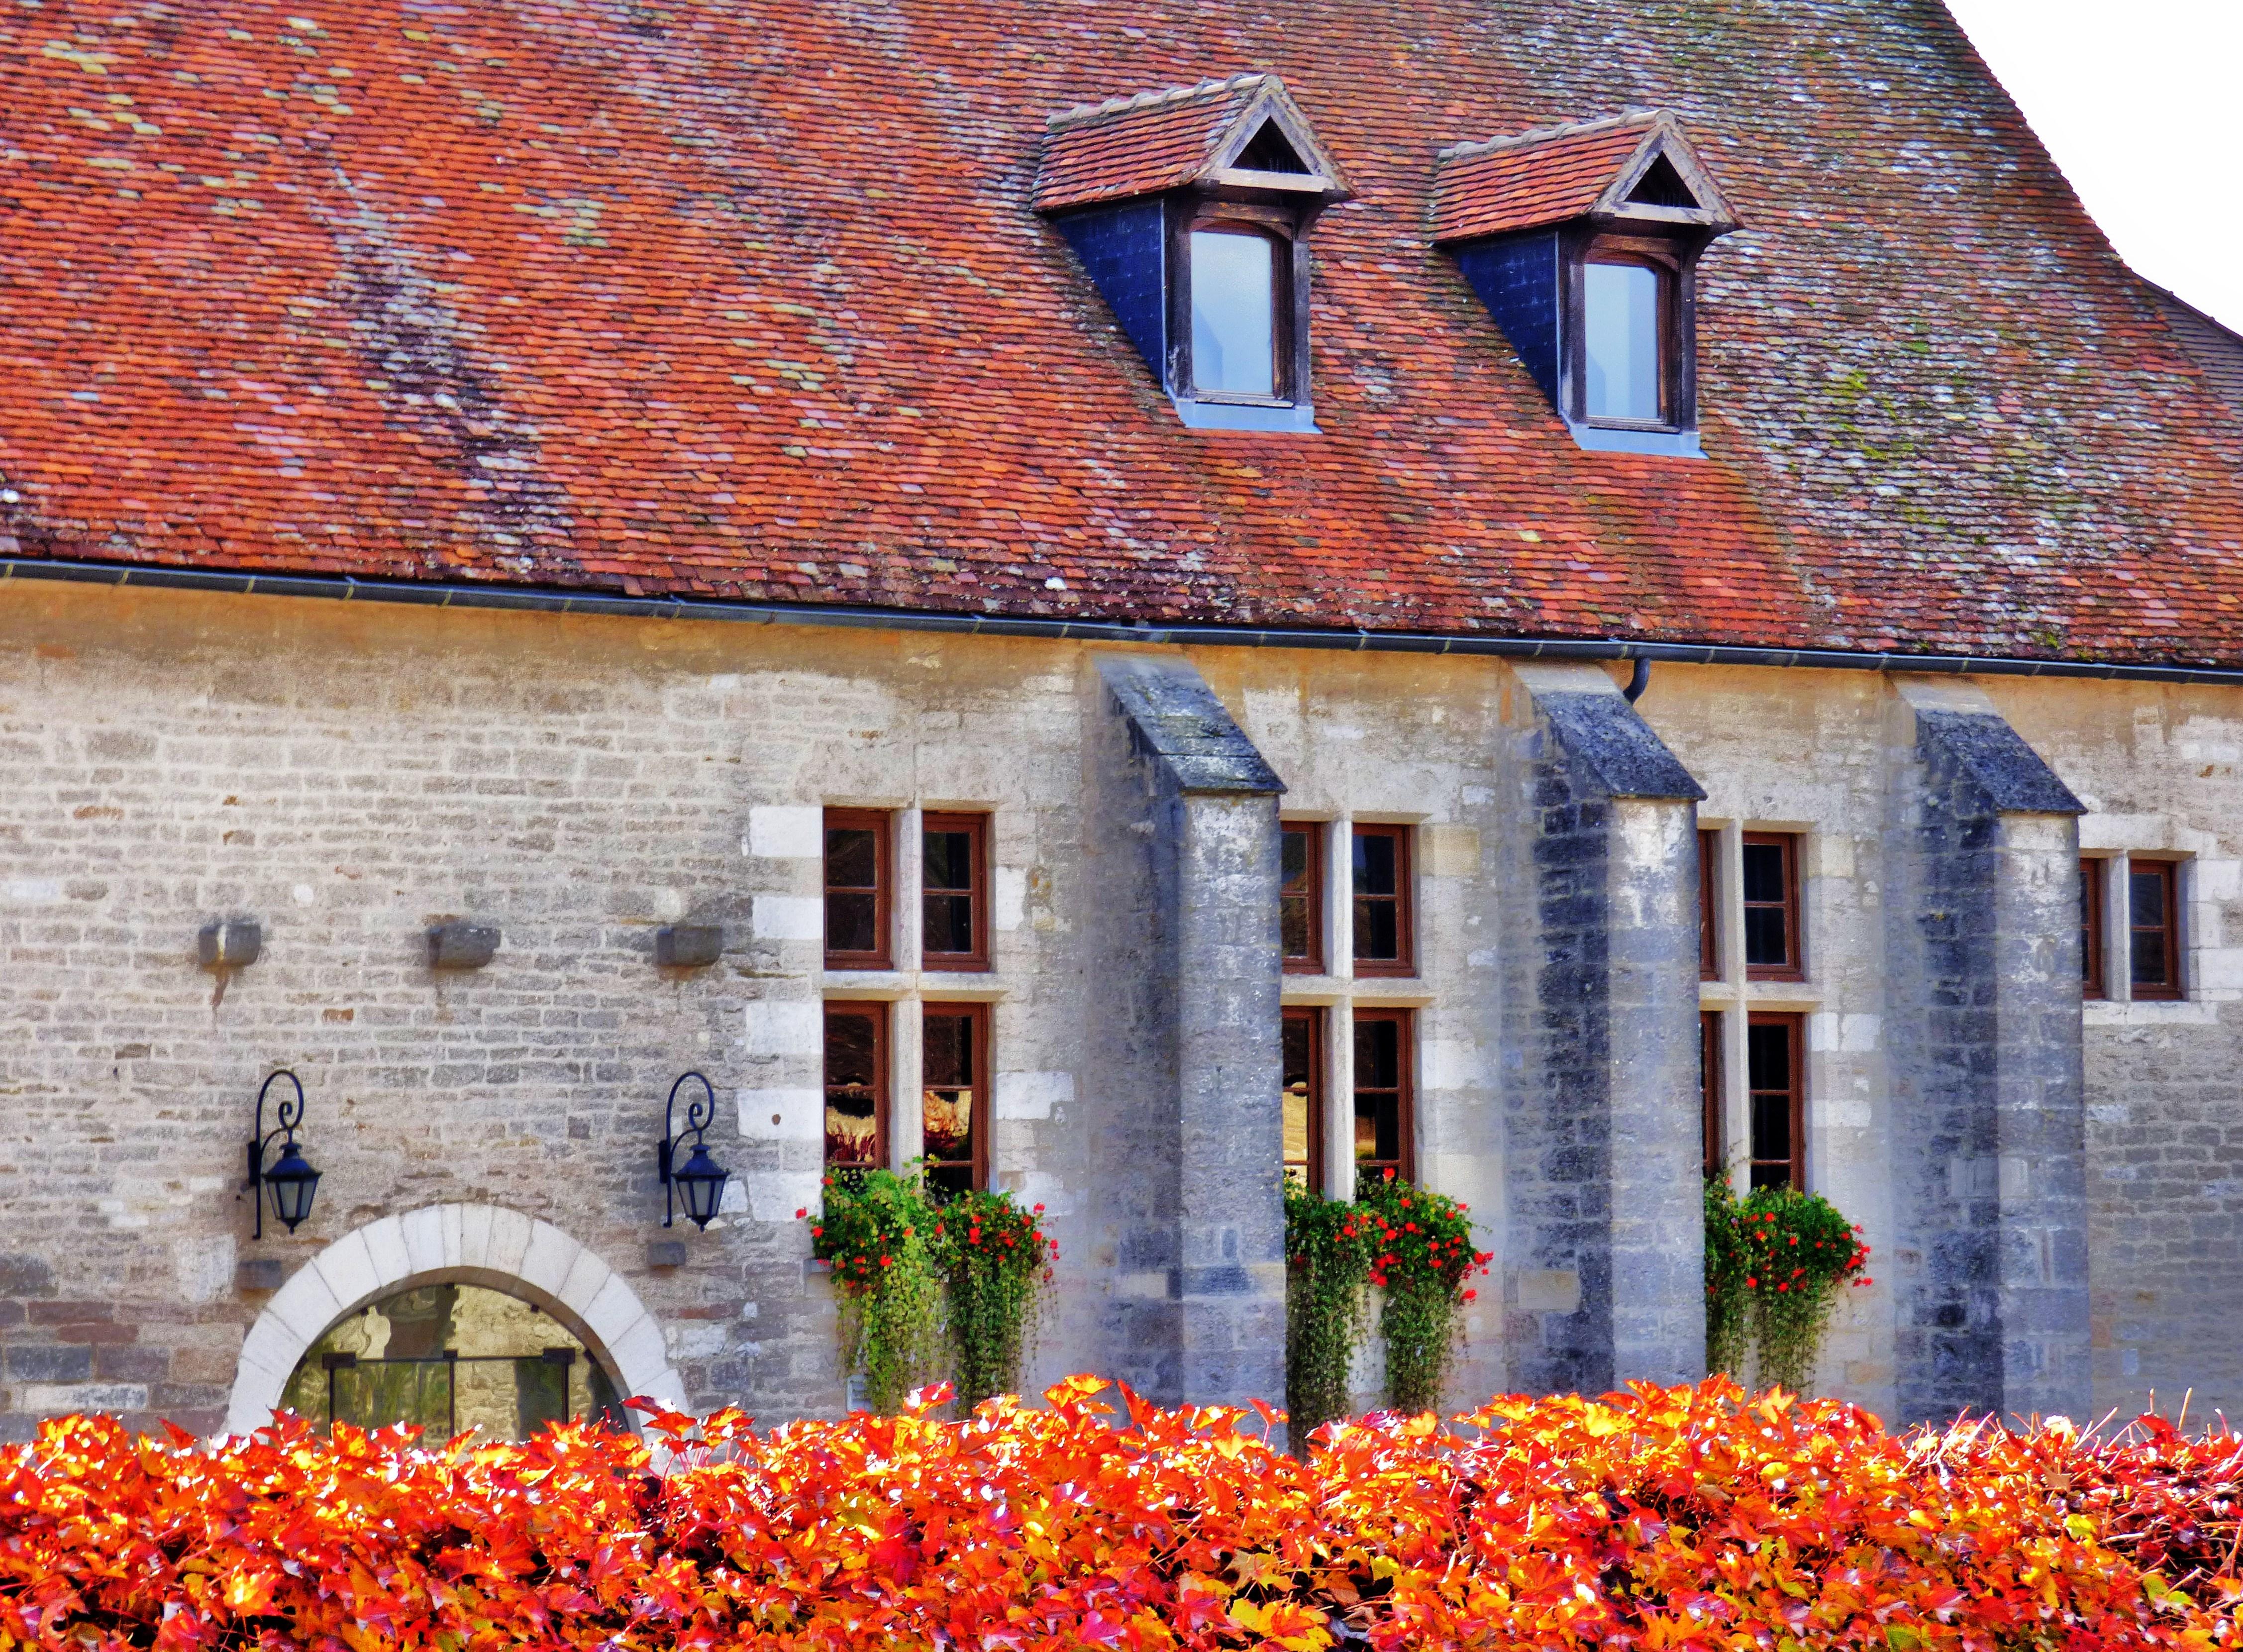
[
  {"xmin": 1173, "ymin": 396, "xmax": 1319, "ymax": 433},
  {"xmin": 2084, "ymin": 998, "xmax": 2217, "ymax": 1027},
  {"xmin": 1567, "ymin": 421, "xmax": 1702, "ymax": 458}
]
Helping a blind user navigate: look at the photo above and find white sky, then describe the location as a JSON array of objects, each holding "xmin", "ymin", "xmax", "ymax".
[{"xmin": 1940, "ymin": 0, "xmax": 2243, "ymax": 333}]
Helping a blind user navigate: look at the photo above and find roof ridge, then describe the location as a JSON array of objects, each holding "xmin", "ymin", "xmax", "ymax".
[
  {"xmin": 1046, "ymin": 72, "xmax": 1274, "ymax": 132},
  {"xmin": 1434, "ymin": 105, "xmax": 1663, "ymax": 165}
]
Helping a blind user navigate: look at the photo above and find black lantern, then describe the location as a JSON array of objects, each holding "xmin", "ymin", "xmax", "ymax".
[
  {"xmin": 245, "ymin": 1070, "xmax": 321, "ymax": 1240},
  {"xmin": 658, "ymin": 1070, "xmax": 731, "ymax": 1230}
]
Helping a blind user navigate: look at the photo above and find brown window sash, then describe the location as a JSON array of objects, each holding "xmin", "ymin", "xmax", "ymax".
[
  {"xmin": 1701, "ymin": 1010, "xmax": 1724, "ymax": 1179},
  {"xmin": 1698, "ymin": 827, "xmax": 1719, "ymax": 980},
  {"xmin": 1745, "ymin": 1012, "xmax": 1804, "ymax": 1191},
  {"xmin": 1741, "ymin": 832, "xmax": 1804, "ymax": 982},
  {"xmin": 1351, "ymin": 824, "xmax": 1415, "ymax": 978},
  {"xmin": 920, "ymin": 1002, "xmax": 989, "ymax": 1199},
  {"xmin": 920, "ymin": 812, "xmax": 991, "ymax": 973},
  {"xmin": 1282, "ymin": 1006, "xmax": 1325, "ymax": 1192},
  {"xmin": 2081, "ymin": 857, "xmax": 2108, "ymax": 1001},
  {"xmin": 822, "ymin": 1000, "xmax": 890, "ymax": 1177},
  {"xmin": 2130, "ymin": 859, "xmax": 2183, "ymax": 1001},
  {"xmin": 1351, "ymin": 1007, "xmax": 1415, "ymax": 1185},
  {"xmin": 823, "ymin": 808, "xmax": 893, "ymax": 971},
  {"xmin": 1281, "ymin": 823, "xmax": 1325, "ymax": 975}
]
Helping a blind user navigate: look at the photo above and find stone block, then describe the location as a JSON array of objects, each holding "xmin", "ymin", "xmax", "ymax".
[
  {"xmin": 427, "ymin": 921, "xmax": 500, "ymax": 969},
  {"xmin": 197, "ymin": 918, "xmax": 262, "ymax": 969},
  {"xmin": 655, "ymin": 924, "xmax": 723, "ymax": 968}
]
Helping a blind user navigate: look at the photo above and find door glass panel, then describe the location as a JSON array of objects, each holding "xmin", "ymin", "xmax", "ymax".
[{"xmin": 279, "ymin": 1283, "xmax": 624, "ymax": 1441}]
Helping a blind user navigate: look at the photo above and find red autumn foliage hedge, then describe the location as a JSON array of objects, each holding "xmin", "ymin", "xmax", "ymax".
[{"xmin": 6, "ymin": 1376, "xmax": 2243, "ymax": 1651}]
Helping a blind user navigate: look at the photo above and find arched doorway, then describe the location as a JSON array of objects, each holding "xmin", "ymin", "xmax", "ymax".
[
  {"xmin": 225, "ymin": 1203, "xmax": 684, "ymax": 1438},
  {"xmin": 279, "ymin": 1282, "xmax": 629, "ymax": 1439}
]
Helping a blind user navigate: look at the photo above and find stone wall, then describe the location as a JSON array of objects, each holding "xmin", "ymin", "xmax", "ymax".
[{"xmin": 0, "ymin": 580, "xmax": 2236, "ymax": 1437}]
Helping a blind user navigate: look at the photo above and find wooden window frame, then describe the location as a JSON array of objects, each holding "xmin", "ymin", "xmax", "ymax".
[
  {"xmin": 1564, "ymin": 228, "xmax": 1702, "ymax": 435},
  {"xmin": 2081, "ymin": 856, "xmax": 2108, "ymax": 1001},
  {"xmin": 821, "ymin": 999, "xmax": 890, "ymax": 1176},
  {"xmin": 1700, "ymin": 1010, "xmax": 1724, "ymax": 1179},
  {"xmin": 1745, "ymin": 1011, "xmax": 1805, "ymax": 1191},
  {"xmin": 1282, "ymin": 1005, "xmax": 1326, "ymax": 1192},
  {"xmin": 2129, "ymin": 858, "xmax": 2183, "ymax": 1002},
  {"xmin": 1698, "ymin": 827, "xmax": 1719, "ymax": 981},
  {"xmin": 920, "ymin": 811, "xmax": 991, "ymax": 974},
  {"xmin": 1281, "ymin": 821, "xmax": 1326, "ymax": 976},
  {"xmin": 1167, "ymin": 197, "xmax": 1314, "ymax": 412},
  {"xmin": 822, "ymin": 808, "xmax": 893, "ymax": 972},
  {"xmin": 1350, "ymin": 823, "xmax": 1416, "ymax": 979},
  {"xmin": 1351, "ymin": 1006, "xmax": 1416, "ymax": 1185},
  {"xmin": 1740, "ymin": 831, "xmax": 1805, "ymax": 983},
  {"xmin": 919, "ymin": 1001, "xmax": 991, "ymax": 1195}
]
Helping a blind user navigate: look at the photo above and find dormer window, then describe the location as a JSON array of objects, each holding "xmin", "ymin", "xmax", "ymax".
[
  {"xmin": 1190, "ymin": 219, "xmax": 1285, "ymax": 399},
  {"xmin": 1582, "ymin": 247, "xmax": 1673, "ymax": 423},
  {"xmin": 1431, "ymin": 111, "xmax": 1740, "ymax": 457},
  {"xmin": 1035, "ymin": 76, "xmax": 1348, "ymax": 433}
]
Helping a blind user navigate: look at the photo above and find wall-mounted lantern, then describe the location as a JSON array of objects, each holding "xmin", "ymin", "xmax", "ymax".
[
  {"xmin": 245, "ymin": 1069, "xmax": 321, "ymax": 1240},
  {"xmin": 657, "ymin": 1071, "xmax": 730, "ymax": 1230}
]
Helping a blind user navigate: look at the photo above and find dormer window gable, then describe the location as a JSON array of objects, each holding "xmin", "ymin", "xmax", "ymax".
[
  {"xmin": 1431, "ymin": 110, "xmax": 1742, "ymax": 457},
  {"xmin": 1035, "ymin": 74, "xmax": 1349, "ymax": 433}
]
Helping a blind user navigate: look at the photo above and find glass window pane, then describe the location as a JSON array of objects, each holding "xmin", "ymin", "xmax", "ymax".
[
  {"xmin": 1352, "ymin": 831, "xmax": 1396, "ymax": 896},
  {"xmin": 1745, "ymin": 1021, "xmax": 1791, "ymax": 1092},
  {"xmin": 1281, "ymin": 897, "xmax": 1310, "ymax": 959},
  {"xmin": 827, "ymin": 827, "xmax": 878, "ymax": 888},
  {"xmin": 824, "ymin": 1010, "xmax": 880, "ymax": 1167},
  {"xmin": 924, "ymin": 830, "xmax": 973, "ymax": 892},
  {"xmin": 1190, "ymin": 230, "xmax": 1277, "ymax": 396},
  {"xmin": 1282, "ymin": 828, "xmax": 1310, "ymax": 889},
  {"xmin": 1740, "ymin": 842, "xmax": 1786, "ymax": 904},
  {"xmin": 2131, "ymin": 928, "xmax": 2169, "ymax": 986},
  {"xmin": 1354, "ymin": 897, "xmax": 1399, "ymax": 961},
  {"xmin": 1750, "ymin": 1092, "xmax": 1792, "ymax": 1162},
  {"xmin": 1742, "ymin": 906, "xmax": 1788, "ymax": 968},
  {"xmin": 1583, "ymin": 261, "xmax": 1662, "ymax": 422},
  {"xmin": 2131, "ymin": 869, "xmax": 2164, "ymax": 914},
  {"xmin": 1355, "ymin": 1016, "xmax": 1398, "ymax": 1088},
  {"xmin": 1282, "ymin": 1016, "xmax": 1313, "ymax": 1183},
  {"xmin": 827, "ymin": 891, "xmax": 877, "ymax": 955},
  {"xmin": 924, "ymin": 891, "xmax": 974, "ymax": 954}
]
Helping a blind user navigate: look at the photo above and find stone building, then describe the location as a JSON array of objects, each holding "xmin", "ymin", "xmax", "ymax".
[{"xmin": 2, "ymin": 0, "xmax": 2241, "ymax": 1442}]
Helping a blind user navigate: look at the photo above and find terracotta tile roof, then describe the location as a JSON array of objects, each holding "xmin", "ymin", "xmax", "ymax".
[
  {"xmin": 1036, "ymin": 75, "xmax": 1270, "ymax": 212},
  {"xmin": 1, "ymin": 1, "xmax": 2241, "ymax": 669},
  {"xmin": 1430, "ymin": 113, "xmax": 1663, "ymax": 242}
]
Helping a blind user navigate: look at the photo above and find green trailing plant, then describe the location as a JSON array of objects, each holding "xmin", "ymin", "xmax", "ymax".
[
  {"xmin": 1702, "ymin": 1174, "xmax": 1753, "ymax": 1381},
  {"xmin": 1737, "ymin": 1185, "xmax": 1871, "ymax": 1393},
  {"xmin": 1356, "ymin": 1170, "xmax": 1492, "ymax": 1416},
  {"xmin": 801, "ymin": 1169, "xmax": 945, "ymax": 1414},
  {"xmin": 1701, "ymin": 1178, "xmax": 1873, "ymax": 1393},
  {"xmin": 1281, "ymin": 1178, "xmax": 1373, "ymax": 1446},
  {"xmin": 928, "ymin": 1188, "xmax": 1056, "ymax": 1408}
]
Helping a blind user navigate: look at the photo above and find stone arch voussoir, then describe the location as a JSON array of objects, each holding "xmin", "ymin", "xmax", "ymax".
[{"xmin": 224, "ymin": 1203, "xmax": 682, "ymax": 1438}]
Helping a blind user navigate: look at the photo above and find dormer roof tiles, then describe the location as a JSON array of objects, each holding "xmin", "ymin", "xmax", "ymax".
[
  {"xmin": 1430, "ymin": 111, "xmax": 1737, "ymax": 242},
  {"xmin": 1035, "ymin": 73, "xmax": 1342, "ymax": 212}
]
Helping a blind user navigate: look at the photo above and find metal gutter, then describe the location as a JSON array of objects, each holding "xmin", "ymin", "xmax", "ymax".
[{"xmin": 9, "ymin": 552, "xmax": 2243, "ymax": 687}]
